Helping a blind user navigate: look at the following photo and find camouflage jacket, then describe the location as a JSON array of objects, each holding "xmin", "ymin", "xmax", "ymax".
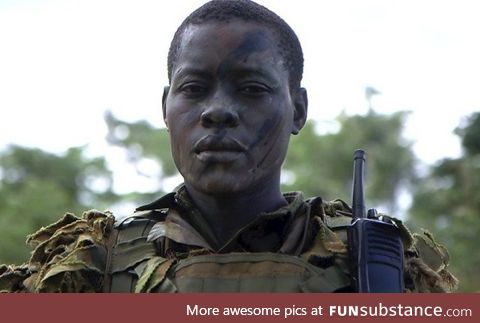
[{"xmin": 0, "ymin": 185, "xmax": 458, "ymax": 293}]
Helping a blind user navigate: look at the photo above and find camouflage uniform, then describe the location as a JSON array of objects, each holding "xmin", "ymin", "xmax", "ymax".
[{"xmin": 0, "ymin": 185, "xmax": 457, "ymax": 293}]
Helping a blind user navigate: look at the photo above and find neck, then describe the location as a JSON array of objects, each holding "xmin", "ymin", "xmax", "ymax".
[{"xmin": 185, "ymin": 175, "xmax": 287, "ymax": 247}]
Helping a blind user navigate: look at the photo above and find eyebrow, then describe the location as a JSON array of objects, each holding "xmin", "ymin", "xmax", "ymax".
[
  {"xmin": 233, "ymin": 67, "xmax": 279, "ymax": 80},
  {"xmin": 230, "ymin": 66, "xmax": 282, "ymax": 88},
  {"xmin": 172, "ymin": 67, "xmax": 212, "ymax": 80},
  {"xmin": 173, "ymin": 64, "xmax": 283, "ymax": 86}
]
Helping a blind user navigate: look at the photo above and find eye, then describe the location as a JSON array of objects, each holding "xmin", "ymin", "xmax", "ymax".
[
  {"xmin": 239, "ymin": 83, "xmax": 271, "ymax": 96},
  {"xmin": 179, "ymin": 82, "xmax": 208, "ymax": 97}
]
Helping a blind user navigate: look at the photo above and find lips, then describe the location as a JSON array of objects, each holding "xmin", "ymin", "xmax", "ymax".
[{"xmin": 194, "ymin": 135, "xmax": 247, "ymax": 162}]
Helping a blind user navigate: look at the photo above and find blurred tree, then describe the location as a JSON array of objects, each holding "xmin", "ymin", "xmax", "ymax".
[
  {"xmin": 408, "ymin": 112, "xmax": 480, "ymax": 292},
  {"xmin": 0, "ymin": 145, "xmax": 118, "ymax": 264},
  {"xmin": 4, "ymin": 110, "xmax": 473, "ymax": 290},
  {"xmin": 104, "ymin": 111, "xmax": 176, "ymax": 203},
  {"xmin": 105, "ymin": 111, "xmax": 176, "ymax": 177},
  {"xmin": 0, "ymin": 110, "xmax": 417, "ymax": 265},
  {"xmin": 284, "ymin": 110, "xmax": 416, "ymax": 214},
  {"xmin": 105, "ymin": 110, "xmax": 415, "ymax": 214}
]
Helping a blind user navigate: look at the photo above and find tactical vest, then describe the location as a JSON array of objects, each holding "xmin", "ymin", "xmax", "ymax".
[
  {"xmin": 103, "ymin": 200, "xmax": 354, "ymax": 293},
  {"xmin": 0, "ymin": 196, "xmax": 457, "ymax": 293}
]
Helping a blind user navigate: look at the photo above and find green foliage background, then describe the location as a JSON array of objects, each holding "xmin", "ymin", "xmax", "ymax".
[{"xmin": 1, "ymin": 111, "xmax": 479, "ymax": 291}]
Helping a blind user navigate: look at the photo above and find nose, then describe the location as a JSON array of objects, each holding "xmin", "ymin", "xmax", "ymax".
[{"xmin": 200, "ymin": 102, "xmax": 240, "ymax": 128}]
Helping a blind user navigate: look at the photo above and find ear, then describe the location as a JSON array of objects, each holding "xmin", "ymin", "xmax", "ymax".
[
  {"xmin": 162, "ymin": 86, "xmax": 170, "ymax": 128},
  {"xmin": 291, "ymin": 87, "xmax": 308, "ymax": 135}
]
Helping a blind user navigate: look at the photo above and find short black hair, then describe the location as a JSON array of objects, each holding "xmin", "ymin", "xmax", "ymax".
[{"xmin": 167, "ymin": 0, "xmax": 304, "ymax": 92}]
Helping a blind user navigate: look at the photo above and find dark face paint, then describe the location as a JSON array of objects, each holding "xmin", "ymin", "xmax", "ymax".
[
  {"xmin": 164, "ymin": 20, "xmax": 297, "ymax": 195},
  {"xmin": 217, "ymin": 30, "xmax": 270, "ymax": 79}
]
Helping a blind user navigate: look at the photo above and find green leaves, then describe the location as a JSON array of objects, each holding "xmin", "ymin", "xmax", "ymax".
[
  {"xmin": 0, "ymin": 146, "xmax": 117, "ymax": 264},
  {"xmin": 104, "ymin": 111, "xmax": 177, "ymax": 177},
  {"xmin": 283, "ymin": 110, "xmax": 415, "ymax": 214},
  {"xmin": 409, "ymin": 112, "xmax": 480, "ymax": 291},
  {"xmin": 1, "ymin": 109, "xmax": 478, "ymax": 291}
]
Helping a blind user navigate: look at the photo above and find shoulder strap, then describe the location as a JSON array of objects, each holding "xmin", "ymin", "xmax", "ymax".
[
  {"xmin": 104, "ymin": 209, "xmax": 168, "ymax": 292},
  {"xmin": 102, "ymin": 225, "xmax": 119, "ymax": 292}
]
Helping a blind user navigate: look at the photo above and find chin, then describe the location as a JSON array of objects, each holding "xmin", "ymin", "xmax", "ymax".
[{"xmin": 189, "ymin": 176, "xmax": 250, "ymax": 196}]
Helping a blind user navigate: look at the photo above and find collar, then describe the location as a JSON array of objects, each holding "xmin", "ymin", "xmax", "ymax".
[{"xmin": 137, "ymin": 184, "xmax": 310, "ymax": 254}]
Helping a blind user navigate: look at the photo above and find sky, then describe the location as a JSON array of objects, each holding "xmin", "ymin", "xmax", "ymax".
[{"xmin": 1, "ymin": 0, "xmax": 480, "ymax": 194}]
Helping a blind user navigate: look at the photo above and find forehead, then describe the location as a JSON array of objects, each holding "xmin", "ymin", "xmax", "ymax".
[
  {"xmin": 182, "ymin": 19, "xmax": 276, "ymax": 50},
  {"xmin": 173, "ymin": 20, "xmax": 285, "ymax": 76}
]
